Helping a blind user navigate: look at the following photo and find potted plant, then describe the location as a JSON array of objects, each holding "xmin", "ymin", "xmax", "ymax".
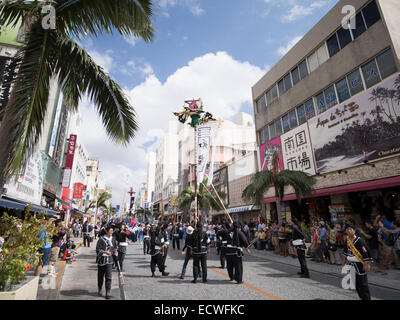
[{"xmin": 0, "ymin": 207, "xmax": 55, "ymax": 300}]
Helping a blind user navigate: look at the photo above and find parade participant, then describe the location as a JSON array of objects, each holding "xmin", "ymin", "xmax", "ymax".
[
  {"xmin": 224, "ymin": 221, "xmax": 251, "ymax": 284},
  {"xmin": 143, "ymin": 223, "xmax": 151, "ymax": 255},
  {"xmin": 150, "ymin": 224, "xmax": 169, "ymax": 277},
  {"xmin": 160, "ymin": 223, "xmax": 170, "ymax": 267},
  {"xmin": 180, "ymin": 226, "xmax": 201, "ymax": 280},
  {"xmin": 96, "ymin": 226, "xmax": 116, "ymax": 299},
  {"xmin": 82, "ymin": 221, "xmax": 92, "ymax": 247},
  {"xmin": 188, "ymin": 222, "xmax": 210, "ymax": 283},
  {"xmin": 117, "ymin": 224, "xmax": 129, "ymax": 271},
  {"xmin": 216, "ymin": 223, "xmax": 229, "ymax": 269},
  {"xmin": 342, "ymin": 224, "xmax": 373, "ymax": 300},
  {"xmin": 287, "ymin": 218, "xmax": 310, "ymax": 278},
  {"xmin": 111, "ymin": 224, "xmax": 119, "ymax": 269},
  {"xmin": 171, "ymin": 222, "xmax": 181, "ymax": 250}
]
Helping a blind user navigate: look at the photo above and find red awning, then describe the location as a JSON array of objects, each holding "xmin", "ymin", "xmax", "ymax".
[{"xmin": 262, "ymin": 175, "xmax": 400, "ymax": 203}]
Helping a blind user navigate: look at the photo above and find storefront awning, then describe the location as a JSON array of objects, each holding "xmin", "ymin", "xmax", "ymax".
[
  {"xmin": 227, "ymin": 205, "xmax": 261, "ymax": 214},
  {"xmin": 262, "ymin": 175, "xmax": 400, "ymax": 203},
  {"xmin": 0, "ymin": 197, "xmax": 58, "ymax": 217}
]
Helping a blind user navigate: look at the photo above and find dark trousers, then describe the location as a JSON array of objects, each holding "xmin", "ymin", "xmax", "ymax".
[
  {"xmin": 98, "ymin": 264, "xmax": 112, "ymax": 293},
  {"xmin": 226, "ymin": 253, "xmax": 243, "ymax": 283},
  {"xmin": 118, "ymin": 247, "xmax": 126, "ymax": 270},
  {"xmin": 226, "ymin": 254, "xmax": 235, "ymax": 280},
  {"xmin": 193, "ymin": 254, "xmax": 207, "ymax": 282},
  {"xmin": 172, "ymin": 238, "xmax": 180, "ymax": 250},
  {"xmin": 162, "ymin": 246, "xmax": 168, "ymax": 265},
  {"xmin": 297, "ymin": 248, "xmax": 309, "ymax": 275},
  {"xmin": 83, "ymin": 234, "xmax": 91, "ymax": 247},
  {"xmin": 217, "ymin": 247, "xmax": 226, "ymax": 268},
  {"xmin": 151, "ymin": 253, "xmax": 165, "ymax": 273},
  {"xmin": 356, "ymin": 274, "xmax": 371, "ymax": 300},
  {"xmin": 112, "ymin": 254, "xmax": 118, "ymax": 269},
  {"xmin": 143, "ymin": 238, "xmax": 150, "ymax": 254}
]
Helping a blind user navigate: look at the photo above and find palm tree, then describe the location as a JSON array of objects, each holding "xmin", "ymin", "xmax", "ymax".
[
  {"xmin": 135, "ymin": 206, "xmax": 151, "ymax": 222},
  {"xmin": 0, "ymin": 0, "xmax": 154, "ymax": 190},
  {"xmin": 103, "ymin": 204, "xmax": 116, "ymax": 221},
  {"xmin": 177, "ymin": 178, "xmax": 225, "ymax": 222},
  {"xmin": 85, "ymin": 190, "xmax": 110, "ymax": 213},
  {"xmin": 242, "ymin": 151, "xmax": 315, "ymax": 224}
]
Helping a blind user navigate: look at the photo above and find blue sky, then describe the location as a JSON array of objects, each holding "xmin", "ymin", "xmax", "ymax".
[{"xmin": 77, "ymin": 0, "xmax": 339, "ymax": 205}]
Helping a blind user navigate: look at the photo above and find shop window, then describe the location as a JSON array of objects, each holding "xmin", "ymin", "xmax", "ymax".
[
  {"xmin": 376, "ymin": 48, "xmax": 398, "ymax": 80},
  {"xmin": 296, "ymin": 104, "xmax": 306, "ymax": 125},
  {"xmin": 269, "ymin": 123, "xmax": 276, "ymax": 140},
  {"xmin": 278, "ymin": 79, "xmax": 285, "ymax": 95},
  {"xmin": 304, "ymin": 99, "xmax": 315, "ymax": 119},
  {"xmin": 256, "ymin": 94, "xmax": 266, "ymax": 113},
  {"xmin": 336, "ymin": 77, "xmax": 351, "ymax": 103},
  {"xmin": 317, "ymin": 44, "xmax": 329, "ymax": 65},
  {"xmin": 316, "ymin": 92, "xmax": 326, "ymax": 114},
  {"xmin": 347, "ymin": 69, "xmax": 364, "ymax": 96},
  {"xmin": 283, "ymin": 73, "xmax": 292, "ymax": 91},
  {"xmin": 299, "ymin": 60, "xmax": 309, "ymax": 80},
  {"xmin": 362, "ymin": 0, "xmax": 381, "ymax": 29},
  {"xmin": 324, "ymin": 85, "xmax": 338, "ymax": 109},
  {"xmin": 275, "ymin": 118, "xmax": 283, "ymax": 137},
  {"xmin": 291, "ymin": 66, "xmax": 300, "ymax": 86},
  {"xmin": 289, "ymin": 109, "xmax": 298, "ymax": 129},
  {"xmin": 308, "ymin": 51, "xmax": 319, "ymax": 73},
  {"xmin": 361, "ymin": 59, "xmax": 381, "ymax": 88},
  {"xmin": 336, "ymin": 26, "xmax": 352, "ymax": 49},
  {"xmin": 327, "ymin": 34, "xmax": 340, "ymax": 57},
  {"xmin": 351, "ymin": 12, "xmax": 367, "ymax": 40},
  {"xmin": 282, "ymin": 114, "xmax": 290, "ymax": 133}
]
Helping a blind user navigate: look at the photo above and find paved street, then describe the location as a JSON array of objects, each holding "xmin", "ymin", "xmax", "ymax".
[{"xmin": 122, "ymin": 241, "xmax": 400, "ymax": 300}]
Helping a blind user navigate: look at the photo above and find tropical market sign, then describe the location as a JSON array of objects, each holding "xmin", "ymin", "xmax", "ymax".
[{"xmin": 259, "ymin": 136, "xmax": 284, "ymax": 172}]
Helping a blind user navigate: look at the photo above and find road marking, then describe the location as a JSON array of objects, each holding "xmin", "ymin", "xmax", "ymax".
[{"xmin": 208, "ymin": 267, "xmax": 283, "ymax": 300}]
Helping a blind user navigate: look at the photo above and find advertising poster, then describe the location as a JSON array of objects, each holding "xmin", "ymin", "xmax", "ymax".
[
  {"xmin": 308, "ymin": 73, "xmax": 400, "ymax": 173},
  {"xmin": 212, "ymin": 166, "xmax": 229, "ymax": 207},
  {"xmin": 72, "ymin": 183, "xmax": 85, "ymax": 199},
  {"xmin": 259, "ymin": 136, "xmax": 284, "ymax": 171},
  {"xmin": 281, "ymin": 122, "xmax": 316, "ymax": 175},
  {"xmin": 0, "ymin": 19, "xmax": 26, "ymax": 46}
]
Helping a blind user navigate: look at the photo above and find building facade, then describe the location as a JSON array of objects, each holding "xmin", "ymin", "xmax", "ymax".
[{"xmin": 252, "ymin": 0, "xmax": 400, "ymax": 224}]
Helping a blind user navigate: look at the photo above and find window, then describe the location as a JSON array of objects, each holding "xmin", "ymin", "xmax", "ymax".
[
  {"xmin": 299, "ymin": 60, "xmax": 309, "ymax": 80},
  {"xmin": 362, "ymin": 0, "xmax": 381, "ymax": 29},
  {"xmin": 269, "ymin": 123, "xmax": 276, "ymax": 140},
  {"xmin": 317, "ymin": 44, "xmax": 329, "ymax": 65},
  {"xmin": 316, "ymin": 92, "xmax": 326, "ymax": 113},
  {"xmin": 282, "ymin": 114, "xmax": 290, "ymax": 133},
  {"xmin": 278, "ymin": 79, "xmax": 285, "ymax": 95},
  {"xmin": 336, "ymin": 26, "xmax": 352, "ymax": 49},
  {"xmin": 283, "ymin": 73, "xmax": 292, "ymax": 91},
  {"xmin": 324, "ymin": 85, "xmax": 338, "ymax": 109},
  {"xmin": 304, "ymin": 99, "xmax": 315, "ymax": 119},
  {"xmin": 351, "ymin": 12, "xmax": 366, "ymax": 40},
  {"xmin": 270, "ymin": 84, "xmax": 278, "ymax": 102},
  {"xmin": 275, "ymin": 119, "xmax": 283, "ymax": 137},
  {"xmin": 327, "ymin": 34, "xmax": 340, "ymax": 57},
  {"xmin": 296, "ymin": 104, "xmax": 306, "ymax": 125},
  {"xmin": 376, "ymin": 49, "xmax": 398, "ymax": 79},
  {"xmin": 266, "ymin": 89, "xmax": 272, "ymax": 105},
  {"xmin": 336, "ymin": 77, "xmax": 351, "ymax": 103},
  {"xmin": 256, "ymin": 95, "xmax": 266, "ymax": 113},
  {"xmin": 347, "ymin": 69, "xmax": 364, "ymax": 96},
  {"xmin": 308, "ymin": 51, "xmax": 319, "ymax": 73},
  {"xmin": 289, "ymin": 110, "xmax": 298, "ymax": 129},
  {"xmin": 361, "ymin": 59, "xmax": 381, "ymax": 88},
  {"xmin": 260, "ymin": 126, "xmax": 270, "ymax": 144},
  {"xmin": 291, "ymin": 67, "xmax": 300, "ymax": 86}
]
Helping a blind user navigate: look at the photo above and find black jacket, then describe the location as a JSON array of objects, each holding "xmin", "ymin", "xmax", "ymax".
[
  {"xmin": 188, "ymin": 229, "xmax": 210, "ymax": 254},
  {"xmin": 96, "ymin": 235, "xmax": 116, "ymax": 266},
  {"xmin": 343, "ymin": 236, "xmax": 373, "ymax": 275},
  {"xmin": 150, "ymin": 230, "xmax": 163, "ymax": 256}
]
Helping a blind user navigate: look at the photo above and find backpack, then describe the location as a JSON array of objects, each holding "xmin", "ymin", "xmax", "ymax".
[{"xmin": 385, "ymin": 231, "xmax": 400, "ymax": 247}]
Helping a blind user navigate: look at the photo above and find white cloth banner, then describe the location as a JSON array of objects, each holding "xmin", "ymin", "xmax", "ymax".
[
  {"xmin": 207, "ymin": 126, "xmax": 219, "ymax": 186},
  {"xmin": 197, "ymin": 125, "xmax": 211, "ymax": 187}
]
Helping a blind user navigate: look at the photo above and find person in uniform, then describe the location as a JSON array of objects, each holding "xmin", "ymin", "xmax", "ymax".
[
  {"xmin": 171, "ymin": 222, "xmax": 181, "ymax": 250},
  {"xmin": 143, "ymin": 222, "xmax": 151, "ymax": 254},
  {"xmin": 342, "ymin": 224, "xmax": 372, "ymax": 300},
  {"xmin": 160, "ymin": 223, "xmax": 170, "ymax": 268},
  {"xmin": 216, "ymin": 223, "xmax": 229, "ymax": 269},
  {"xmin": 224, "ymin": 221, "xmax": 251, "ymax": 284},
  {"xmin": 96, "ymin": 226, "xmax": 116, "ymax": 299},
  {"xmin": 180, "ymin": 226, "xmax": 200, "ymax": 279},
  {"xmin": 287, "ymin": 218, "xmax": 310, "ymax": 278},
  {"xmin": 82, "ymin": 221, "xmax": 92, "ymax": 247},
  {"xmin": 116, "ymin": 224, "xmax": 128, "ymax": 271},
  {"xmin": 150, "ymin": 224, "xmax": 169, "ymax": 277},
  {"xmin": 188, "ymin": 221, "xmax": 210, "ymax": 283}
]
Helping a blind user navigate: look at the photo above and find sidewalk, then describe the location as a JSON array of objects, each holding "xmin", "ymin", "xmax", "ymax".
[
  {"xmin": 248, "ymin": 247, "xmax": 400, "ymax": 291},
  {"xmin": 37, "ymin": 237, "xmax": 121, "ymax": 300}
]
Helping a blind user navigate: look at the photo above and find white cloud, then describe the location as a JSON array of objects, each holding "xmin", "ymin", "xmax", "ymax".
[
  {"xmin": 78, "ymin": 52, "xmax": 266, "ymax": 205},
  {"xmin": 124, "ymin": 35, "xmax": 138, "ymax": 47},
  {"xmin": 276, "ymin": 35, "xmax": 303, "ymax": 56},
  {"xmin": 157, "ymin": 0, "xmax": 205, "ymax": 16},
  {"xmin": 88, "ymin": 50, "xmax": 115, "ymax": 73},
  {"xmin": 139, "ymin": 63, "xmax": 154, "ymax": 77},
  {"xmin": 282, "ymin": 1, "xmax": 327, "ymax": 22}
]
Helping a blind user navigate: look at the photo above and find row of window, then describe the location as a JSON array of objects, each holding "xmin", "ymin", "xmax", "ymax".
[
  {"xmin": 259, "ymin": 48, "xmax": 398, "ymax": 145},
  {"xmin": 256, "ymin": 0, "xmax": 381, "ymax": 114}
]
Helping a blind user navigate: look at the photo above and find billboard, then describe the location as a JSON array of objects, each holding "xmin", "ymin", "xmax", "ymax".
[
  {"xmin": 72, "ymin": 183, "xmax": 85, "ymax": 199},
  {"xmin": 308, "ymin": 73, "xmax": 400, "ymax": 173},
  {"xmin": 281, "ymin": 122, "xmax": 316, "ymax": 175},
  {"xmin": 61, "ymin": 134, "xmax": 77, "ymax": 188},
  {"xmin": 259, "ymin": 136, "xmax": 284, "ymax": 172},
  {"xmin": 212, "ymin": 166, "xmax": 229, "ymax": 207},
  {"xmin": 0, "ymin": 19, "xmax": 26, "ymax": 46}
]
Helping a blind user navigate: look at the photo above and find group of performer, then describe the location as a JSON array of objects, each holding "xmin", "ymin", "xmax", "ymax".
[{"xmin": 95, "ymin": 217, "xmax": 373, "ymax": 300}]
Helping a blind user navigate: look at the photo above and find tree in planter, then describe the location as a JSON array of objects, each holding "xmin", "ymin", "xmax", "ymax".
[
  {"xmin": 0, "ymin": 206, "xmax": 56, "ymax": 291},
  {"xmin": 177, "ymin": 178, "xmax": 225, "ymax": 223},
  {"xmin": 242, "ymin": 151, "xmax": 316, "ymax": 224}
]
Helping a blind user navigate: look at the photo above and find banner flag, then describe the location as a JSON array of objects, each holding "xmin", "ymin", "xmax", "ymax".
[{"xmin": 197, "ymin": 125, "xmax": 211, "ymax": 187}]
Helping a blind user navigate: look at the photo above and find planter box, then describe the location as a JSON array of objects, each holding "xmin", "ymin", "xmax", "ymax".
[{"xmin": 0, "ymin": 274, "xmax": 39, "ymax": 300}]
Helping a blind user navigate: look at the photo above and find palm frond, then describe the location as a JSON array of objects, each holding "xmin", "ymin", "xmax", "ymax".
[
  {"xmin": 277, "ymin": 170, "xmax": 315, "ymax": 202},
  {"xmin": 242, "ymin": 170, "xmax": 274, "ymax": 205}
]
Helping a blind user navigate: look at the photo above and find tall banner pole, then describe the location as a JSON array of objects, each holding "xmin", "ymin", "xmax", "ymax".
[
  {"xmin": 204, "ymin": 182, "xmax": 233, "ymax": 224},
  {"xmin": 194, "ymin": 125, "xmax": 198, "ymax": 224}
]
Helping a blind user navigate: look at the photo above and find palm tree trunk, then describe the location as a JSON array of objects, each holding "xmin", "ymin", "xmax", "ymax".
[{"xmin": 276, "ymin": 199, "xmax": 283, "ymax": 225}]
